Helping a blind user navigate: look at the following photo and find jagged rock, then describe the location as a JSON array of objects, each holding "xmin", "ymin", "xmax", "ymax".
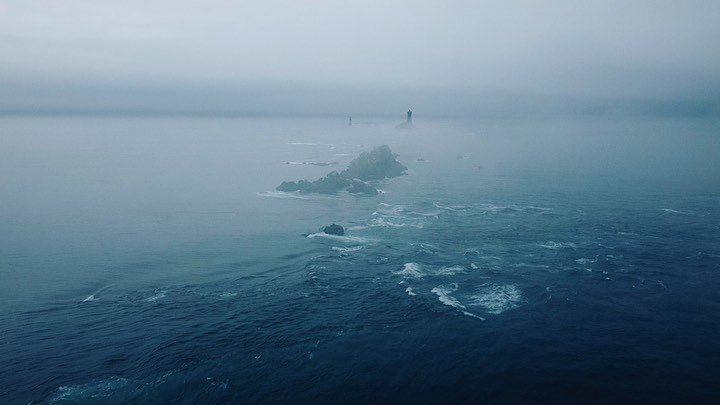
[
  {"xmin": 341, "ymin": 145, "xmax": 407, "ymax": 181},
  {"xmin": 276, "ymin": 145, "xmax": 406, "ymax": 195},
  {"xmin": 323, "ymin": 224, "xmax": 344, "ymax": 236},
  {"xmin": 277, "ymin": 171, "xmax": 350, "ymax": 194},
  {"xmin": 347, "ymin": 179, "xmax": 378, "ymax": 195}
]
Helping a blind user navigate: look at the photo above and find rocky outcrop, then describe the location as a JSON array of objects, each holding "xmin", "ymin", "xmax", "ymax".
[
  {"xmin": 276, "ymin": 145, "xmax": 406, "ymax": 195},
  {"xmin": 322, "ymin": 224, "xmax": 344, "ymax": 236}
]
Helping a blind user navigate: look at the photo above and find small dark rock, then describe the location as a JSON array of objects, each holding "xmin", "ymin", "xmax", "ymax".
[{"xmin": 323, "ymin": 224, "xmax": 344, "ymax": 236}]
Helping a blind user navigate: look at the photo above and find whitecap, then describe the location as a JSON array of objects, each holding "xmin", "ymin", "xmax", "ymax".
[
  {"xmin": 431, "ymin": 284, "xmax": 485, "ymax": 320},
  {"xmin": 470, "ymin": 263, "xmax": 479, "ymax": 269},
  {"xmin": 575, "ymin": 257, "xmax": 598, "ymax": 265},
  {"xmin": 145, "ymin": 291, "xmax": 166, "ymax": 302},
  {"xmin": 394, "ymin": 263, "xmax": 424, "ymax": 278},
  {"xmin": 331, "ymin": 246, "xmax": 364, "ymax": 253},
  {"xmin": 510, "ymin": 263, "xmax": 550, "ymax": 269},
  {"xmin": 369, "ymin": 217, "xmax": 422, "ymax": 228},
  {"xmin": 538, "ymin": 241, "xmax": 576, "ymax": 250},
  {"xmin": 433, "ymin": 202, "xmax": 468, "ymax": 212},
  {"xmin": 432, "ymin": 285, "xmax": 464, "ymax": 308},
  {"xmin": 659, "ymin": 208, "xmax": 684, "ymax": 214},
  {"xmin": 405, "ymin": 287, "xmax": 417, "ymax": 296},
  {"xmin": 468, "ymin": 284, "xmax": 522, "ymax": 314},
  {"xmin": 435, "ymin": 265, "xmax": 465, "ymax": 275},
  {"xmin": 306, "ymin": 232, "xmax": 372, "ymax": 243},
  {"xmin": 81, "ymin": 294, "xmax": 96, "ymax": 303}
]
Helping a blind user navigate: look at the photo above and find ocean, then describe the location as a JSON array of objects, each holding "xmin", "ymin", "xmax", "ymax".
[{"xmin": 1, "ymin": 115, "xmax": 719, "ymax": 403}]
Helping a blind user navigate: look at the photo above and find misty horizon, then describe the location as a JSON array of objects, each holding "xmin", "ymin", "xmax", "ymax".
[{"xmin": 2, "ymin": 1, "xmax": 719, "ymax": 117}]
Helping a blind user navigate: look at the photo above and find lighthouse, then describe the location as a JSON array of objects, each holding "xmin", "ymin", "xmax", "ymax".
[{"xmin": 406, "ymin": 109, "xmax": 413, "ymax": 124}]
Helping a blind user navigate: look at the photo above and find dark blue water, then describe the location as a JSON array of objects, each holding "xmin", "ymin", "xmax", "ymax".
[{"xmin": 1, "ymin": 116, "xmax": 719, "ymax": 403}]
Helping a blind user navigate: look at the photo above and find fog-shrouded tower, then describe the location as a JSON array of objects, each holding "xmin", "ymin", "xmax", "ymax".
[{"xmin": 407, "ymin": 109, "xmax": 413, "ymax": 124}]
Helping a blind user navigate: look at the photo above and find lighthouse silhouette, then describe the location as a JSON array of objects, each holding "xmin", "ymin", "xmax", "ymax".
[{"xmin": 406, "ymin": 109, "xmax": 413, "ymax": 124}]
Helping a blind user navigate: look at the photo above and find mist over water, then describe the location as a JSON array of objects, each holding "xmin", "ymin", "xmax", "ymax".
[
  {"xmin": 1, "ymin": 115, "xmax": 718, "ymax": 402},
  {"xmin": 2, "ymin": 1, "xmax": 720, "ymax": 402}
]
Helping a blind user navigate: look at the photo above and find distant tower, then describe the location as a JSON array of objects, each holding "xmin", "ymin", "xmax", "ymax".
[
  {"xmin": 348, "ymin": 116, "xmax": 352, "ymax": 126},
  {"xmin": 407, "ymin": 109, "xmax": 413, "ymax": 123}
]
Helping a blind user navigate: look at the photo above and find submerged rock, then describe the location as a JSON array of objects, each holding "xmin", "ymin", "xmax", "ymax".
[
  {"xmin": 323, "ymin": 224, "xmax": 344, "ymax": 236},
  {"xmin": 276, "ymin": 145, "xmax": 406, "ymax": 195}
]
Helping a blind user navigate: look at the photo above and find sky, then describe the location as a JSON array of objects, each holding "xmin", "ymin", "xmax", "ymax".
[{"xmin": 1, "ymin": 0, "xmax": 719, "ymax": 116}]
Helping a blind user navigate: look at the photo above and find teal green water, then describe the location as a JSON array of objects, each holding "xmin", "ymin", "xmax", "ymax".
[{"xmin": 1, "ymin": 116, "xmax": 719, "ymax": 403}]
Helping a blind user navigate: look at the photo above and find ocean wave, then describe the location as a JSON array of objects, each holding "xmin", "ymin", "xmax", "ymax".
[
  {"xmin": 144, "ymin": 291, "xmax": 167, "ymax": 302},
  {"xmin": 405, "ymin": 287, "xmax": 417, "ymax": 296},
  {"xmin": 476, "ymin": 204, "xmax": 552, "ymax": 214},
  {"xmin": 431, "ymin": 284, "xmax": 485, "ymax": 320},
  {"xmin": 436, "ymin": 265, "xmax": 466, "ymax": 275},
  {"xmin": 433, "ymin": 202, "xmax": 468, "ymax": 212},
  {"xmin": 331, "ymin": 246, "xmax": 364, "ymax": 253},
  {"xmin": 256, "ymin": 191, "xmax": 310, "ymax": 200},
  {"xmin": 394, "ymin": 263, "xmax": 424, "ymax": 278},
  {"xmin": 369, "ymin": 217, "xmax": 423, "ymax": 228},
  {"xmin": 510, "ymin": 263, "xmax": 550, "ymax": 268},
  {"xmin": 411, "ymin": 242, "xmax": 441, "ymax": 254},
  {"xmin": 306, "ymin": 232, "xmax": 373, "ymax": 243},
  {"xmin": 659, "ymin": 208, "xmax": 684, "ymax": 214},
  {"xmin": 50, "ymin": 376, "xmax": 129, "ymax": 403},
  {"xmin": 468, "ymin": 284, "xmax": 522, "ymax": 314},
  {"xmin": 539, "ymin": 241, "xmax": 577, "ymax": 250},
  {"xmin": 575, "ymin": 257, "xmax": 598, "ymax": 265}
]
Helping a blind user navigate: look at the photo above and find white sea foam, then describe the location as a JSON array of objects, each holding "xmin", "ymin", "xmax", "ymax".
[
  {"xmin": 432, "ymin": 284, "xmax": 464, "ymax": 308},
  {"xmin": 50, "ymin": 377, "xmax": 129, "ymax": 403},
  {"xmin": 469, "ymin": 284, "xmax": 522, "ymax": 314},
  {"xmin": 82, "ymin": 294, "xmax": 96, "ymax": 302},
  {"xmin": 539, "ymin": 241, "xmax": 577, "ymax": 250},
  {"xmin": 433, "ymin": 202, "xmax": 468, "ymax": 212},
  {"xmin": 369, "ymin": 217, "xmax": 422, "ymax": 228},
  {"xmin": 331, "ymin": 246, "xmax": 364, "ymax": 253},
  {"xmin": 145, "ymin": 291, "xmax": 166, "ymax": 302},
  {"xmin": 405, "ymin": 287, "xmax": 417, "ymax": 296},
  {"xmin": 575, "ymin": 257, "xmax": 598, "ymax": 265},
  {"xmin": 394, "ymin": 263, "xmax": 424, "ymax": 278},
  {"xmin": 436, "ymin": 265, "xmax": 466, "ymax": 275},
  {"xmin": 510, "ymin": 263, "xmax": 550, "ymax": 269},
  {"xmin": 306, "ymin": 232, "xmax": 372, "ymax": 243},
  {"xmin": 256, "ymin": 191, "xmax": 309, "ymax": 200},
  {"xmin": 659, "ymin": 208, "xmax": 684, "ymax": 214},
  {"xmin": 470, "ymin": 263, "xmax": 479, "ymax": 269},
  {"xmin": 431, "ymin": 284, "xmax": 485, "ymax": 320}
]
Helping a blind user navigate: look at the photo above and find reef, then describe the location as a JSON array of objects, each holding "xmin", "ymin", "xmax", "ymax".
[{"xmin": 276, "ymin": 145, "xmax": 407, "ymax": 195}]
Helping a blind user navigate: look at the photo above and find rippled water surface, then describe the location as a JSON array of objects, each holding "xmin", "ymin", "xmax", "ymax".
[{"xmin": 1, "ymin": 116, "xmax": 719, "ymax": 403}]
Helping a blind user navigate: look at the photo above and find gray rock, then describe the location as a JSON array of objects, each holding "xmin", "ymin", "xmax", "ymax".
[
  {"xmin": 347, "ymin": 179, "xmax": 378, "ymax": 195},
  {"xmin": 323, "ymin": 224, "xmax": 344, "ymax": 236},
  {"xmin": 276, "ymin": 145, "xmax": 406, "ymax": 195},
  {"xmin": 341, "ymin": 145, "xmax": 407, "ymax": 181}
]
